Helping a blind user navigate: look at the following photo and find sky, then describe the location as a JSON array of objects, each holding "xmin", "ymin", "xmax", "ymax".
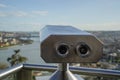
[{"xmin": 0, "ymin": 0, "xmax": 120, "ymax": 31}]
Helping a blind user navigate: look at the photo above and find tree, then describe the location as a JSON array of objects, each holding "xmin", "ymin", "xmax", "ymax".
[
  {"xmin": 7, "ymin": 49, "xmax": 28, "ymax": 80},
  {"xmin": 7, "ymin": 49, "xmax": 28, "ymax": 66}
]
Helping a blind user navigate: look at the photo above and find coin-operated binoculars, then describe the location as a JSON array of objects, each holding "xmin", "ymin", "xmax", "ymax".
[{"xmin": 40, "ymin": 25, "xmax": 103, "ymax": 80}]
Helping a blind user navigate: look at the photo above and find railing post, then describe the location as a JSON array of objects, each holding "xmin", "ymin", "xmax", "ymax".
[
  {"xmin": 17, "ymin": 69, "xmax": 33, "ymax": 80},
  {"xmin": 50, "ymin": 63, "xmax": 80, "ymax": 80}
]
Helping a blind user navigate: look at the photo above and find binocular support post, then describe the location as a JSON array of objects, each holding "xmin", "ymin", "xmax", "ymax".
[{"xmin": 50, "ymin": 63, "xmax": 78, "ymax": 80}]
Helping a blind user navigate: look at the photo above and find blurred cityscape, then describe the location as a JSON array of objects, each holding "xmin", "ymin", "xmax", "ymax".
[
  {"xmin": 0, "ymin": 31, "xmax": 120, "ymax": 68},
  {"xmin": 72, "ymin": 31, "xmax": 120, "ymax": 70},
  {"xmin": 0, "ymin": 31, "xmax": 120, "ymax": 80},
  {"xmin": 0, "ymin": 31, "xmax": 38, "ymax": 48}
]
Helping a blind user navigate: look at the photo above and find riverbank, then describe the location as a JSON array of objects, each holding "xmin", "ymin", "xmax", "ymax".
[
  {"xmin": 0, "ymin": 40, "xmax": 45, "ymax": 65},
  {"xmin": 0, "ymin": 39, "xmax": 34, "ymax": 50}
]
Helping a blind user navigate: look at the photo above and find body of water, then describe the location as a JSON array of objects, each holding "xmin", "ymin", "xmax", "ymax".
[{"xmin": 0, "ymin": 38, "xmax": 46, "ymax": 65}]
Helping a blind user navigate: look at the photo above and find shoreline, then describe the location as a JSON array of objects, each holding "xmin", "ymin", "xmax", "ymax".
[
  {"xmin": 0, "ymin": 41, "xmax": 34, "ymax": 50},
  {"xmin": 0, "ymin": 44, "xmax": 17, "ymax": 50}
]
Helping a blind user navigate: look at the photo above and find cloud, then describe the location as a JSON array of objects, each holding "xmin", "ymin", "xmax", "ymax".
[
  {"xmin": 0, "ymin": 4, "xmax": 7, "ymax": 8},
  {"xmin": 0, "ymin": 10, "xmax": 49, "ymax": 17},
  {"xmin": 76, "ymin": 22, "xmax": 120, "ymax": 31},
  {"xmin": 0, "ymin": 12, "xmax": 7, "ymax": 17},
  {"xmin": 20, "ymin": 23, "xmax": 42, "ymax": 26},
  {"xmin": 0, "ymin": 11, "xmax": 28, "ymax": 17},
  {"xmin": 11, "ymin": 11, "xmax": 28, "ymax": 17},
  {"xmin": 0, "ymin": 22, "xmax": 44, "ymax": 31},
  {"xmin": 32, "ymin": 11, "xmax": 48, "ymax": 16}
]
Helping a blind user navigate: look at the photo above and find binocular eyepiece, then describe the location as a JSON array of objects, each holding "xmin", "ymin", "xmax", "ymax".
[
  {"xmin": 40, "ymin": 25, "xmax": 103, "ymax": 63},
  {"xmin": 76, "ymin": 43, "xmax": 90, "ymax": 57},
  {"xmin": 56, "ymin": 43, "xmax": 69, "ymax": 57},
  {"xmin": 56, "ymin": 43, "xmax": 90, "ymax": 58}
]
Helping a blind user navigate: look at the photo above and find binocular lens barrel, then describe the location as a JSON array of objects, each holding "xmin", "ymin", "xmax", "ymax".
[
  {"xmin": 76, "ymin": 43, "xmax": 90, "ymax": 57},
  {"xmin": 56, "ymin": 44, "xmax": 69, "ymax": 57}
]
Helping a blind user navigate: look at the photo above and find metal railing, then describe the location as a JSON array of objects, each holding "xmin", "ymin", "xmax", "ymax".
[{"xmin": 0, "ymin": 63, "xmax": 120, "ymax": 80}]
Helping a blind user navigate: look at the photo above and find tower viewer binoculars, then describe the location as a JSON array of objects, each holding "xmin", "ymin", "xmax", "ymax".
[{"xmin": 40, "ymin": 25, "xmax": 103, "ymax": 63}]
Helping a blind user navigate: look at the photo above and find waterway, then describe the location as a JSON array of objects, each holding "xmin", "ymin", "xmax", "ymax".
[{"xmin": 0, "ymin": 38, "xmax": 48, "ymax": 65}]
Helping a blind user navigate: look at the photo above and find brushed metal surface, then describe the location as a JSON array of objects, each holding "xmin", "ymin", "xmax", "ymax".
[
  {"xmin": 23, "ymin": 64, "xmax": 120, "ymax": 78},
  {"xmin": 50, "ymin": 63, "xmax": 79, "ymax": 80},
  {"xmin": 0, "ymin": 64, "xmax": 23, "ymax": 79},
  {"xmin": 40, "ymin": 25, "xmax": 103, "ymax": 63},
  {"xmin": 0, "ymin": 64, "xmax": 120, "ymax": 79}
]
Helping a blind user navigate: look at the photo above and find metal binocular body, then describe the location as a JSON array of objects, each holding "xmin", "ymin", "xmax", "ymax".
[{"xmin": 40, "ymin": 25, "xmax": 103, "ymax": 63}]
